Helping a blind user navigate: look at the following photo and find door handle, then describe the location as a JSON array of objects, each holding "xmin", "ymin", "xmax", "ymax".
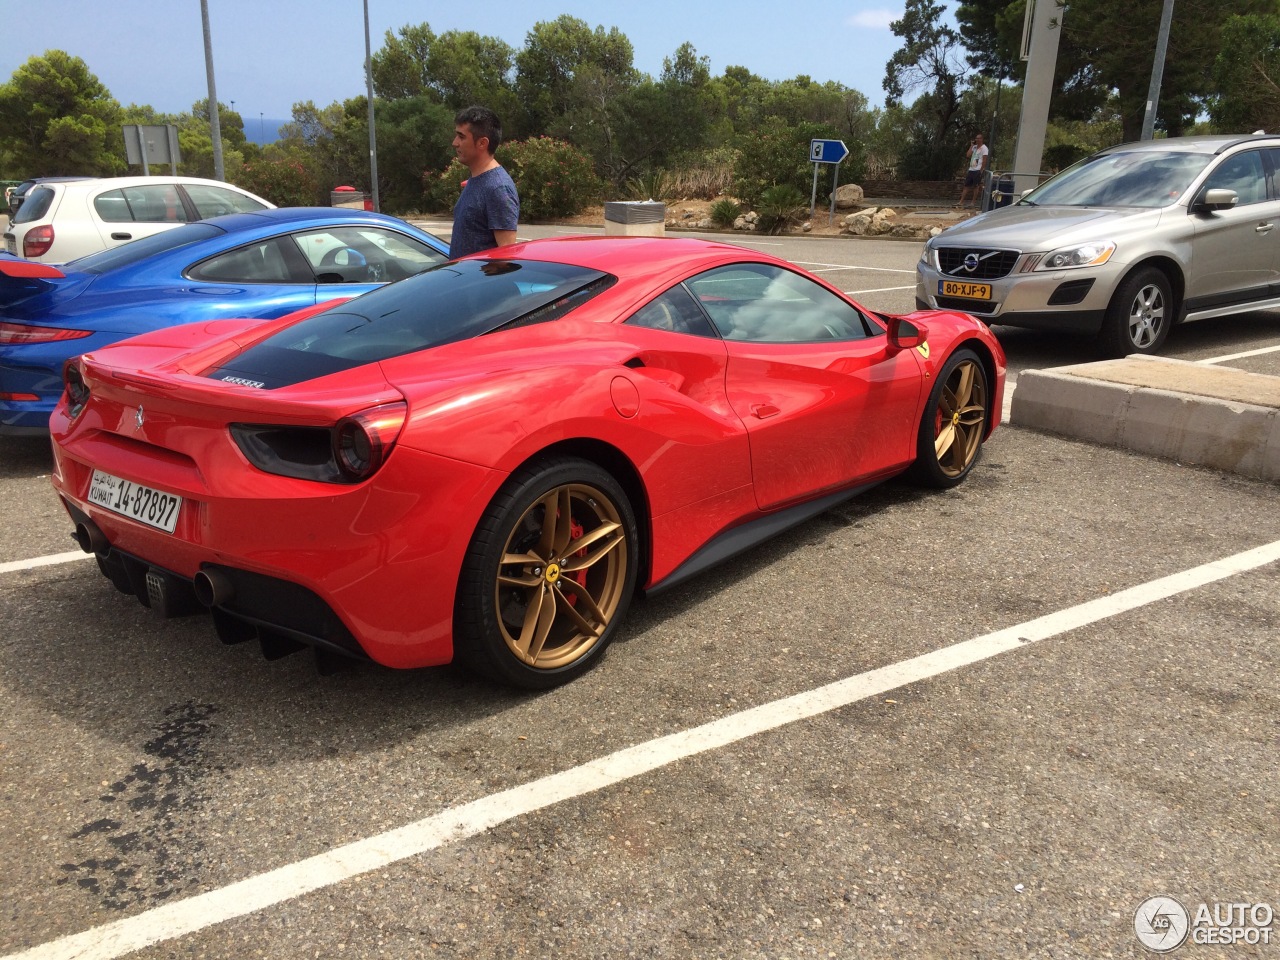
[
  {"xmin": 1256, "ymin": 222, "xmax": 1274, "ymax": 234},
  {"xmin": 111, "ymin": 232, "xmax": 133, "ymax": 240},
  {"xmin": 750, "ymin": 403, "xmax": 781, "ymax": 419}
]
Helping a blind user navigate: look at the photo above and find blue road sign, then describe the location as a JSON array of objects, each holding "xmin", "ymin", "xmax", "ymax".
[{"xmin": 809, "ymin": 139, "xmax": 849, "ymax": 164}]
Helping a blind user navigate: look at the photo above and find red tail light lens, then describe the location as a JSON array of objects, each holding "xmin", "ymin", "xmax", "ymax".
[
  {"xmin": 0, "ymin": 322, "xmax": 92, "ymax": 344},
  {"xmin": 333, "ymin": 402, "xmax": 407, "ymax": 481},
  {"xmin": 23, "ymin": 224, "xmax": 54, "ymax": 259}
]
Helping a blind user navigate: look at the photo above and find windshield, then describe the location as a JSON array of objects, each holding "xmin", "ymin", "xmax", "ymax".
[
  {"xmin": 71, "ymin": 223, "xmax": 224, "ymax": 274},
  {"xmin": 1022, "ymin": 150, "xmax": 1214, "ymax": 208},
  {"xmin": 206, "ymin": 257, "xmax": 614, "ymax": 388}
]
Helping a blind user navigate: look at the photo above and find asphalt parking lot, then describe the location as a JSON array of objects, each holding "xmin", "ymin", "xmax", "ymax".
[{"xmin": 2, "ymin": 230, "xmax": 1278, "ymax": 959}]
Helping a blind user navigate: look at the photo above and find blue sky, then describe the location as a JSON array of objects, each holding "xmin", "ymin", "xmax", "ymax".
[{"xmin": 3, "ymin": 0, "xmax": 906, "ymax": 123}]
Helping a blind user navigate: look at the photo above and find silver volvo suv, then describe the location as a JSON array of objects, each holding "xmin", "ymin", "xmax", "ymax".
[{"xmin": 915, "ymin": 135, "xmax": 1280, "ymax": 356}]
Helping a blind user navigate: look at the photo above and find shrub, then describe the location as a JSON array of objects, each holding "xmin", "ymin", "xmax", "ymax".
[
  {"xmin": 421, "ymin": 158, "xmax": 469, "ymax": 214},
  {"xmin": 499, "ymin": 137, "xmax": 603, "ymax": 220},
  {"xmin": 754, "ymin": 185, "xmax": 806, "ymax": 235},
  {"xmin": 234, "ymin": 157, "xmax": 320, "ymax": 207},
  {"xmin": 626, "ymin": 169, "xmax": 673, "ymax": 201},
  {"xmin": 709, "ymin": 198, "xmax": 742, "ymax": 227},
  {"xmin": 732, "ymin": 119, "xmax": 862, "ymax": 207}
]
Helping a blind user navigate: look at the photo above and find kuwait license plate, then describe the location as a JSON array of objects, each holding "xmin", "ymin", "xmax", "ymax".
[
  {"xmin": 88, "ymin": 469, "xmax": 182, "ymax": 533},
  {"xmin": 939, "ymin": 279, "xmax": 993, "ymax": 300}
]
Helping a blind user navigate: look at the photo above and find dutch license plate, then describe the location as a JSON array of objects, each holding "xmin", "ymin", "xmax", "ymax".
[
  {"xmin": 939, "ymin": 279, "xmax": 993, "ymax": 300},
  {"xmin": 88, "ymin": 469, "xmax": 182, "ymax": 534}
]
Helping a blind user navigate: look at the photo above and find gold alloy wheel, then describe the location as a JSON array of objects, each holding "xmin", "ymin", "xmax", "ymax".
[
  {"xmin": 494, "ymin": 483, "xmax": 629, "ymax": 670},
  {"xmin": 933, "ymin": 358, "xmax": 988, "ymax": 478}
]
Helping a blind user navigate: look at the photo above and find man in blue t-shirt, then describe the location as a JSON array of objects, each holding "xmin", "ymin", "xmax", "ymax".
[{"xmin": 449, "ymin": 106, "xmax": 520, "ymax": 258}]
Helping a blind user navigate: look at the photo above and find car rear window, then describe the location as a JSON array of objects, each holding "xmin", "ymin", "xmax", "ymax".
[
  {"xmin": 12, "ymin": 187, "xmax": 55, "ymax": 225},
  {"xmin": 70, "ymin": 223, "xmax": 224, "ymax": 273},
  {"xmin": 205, "ymin": 258, "xmax": 613, "ymax": 388}
]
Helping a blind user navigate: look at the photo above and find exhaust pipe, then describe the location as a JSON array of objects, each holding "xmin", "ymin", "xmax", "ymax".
[
  {"xmin": 193, "ymin": 568, "xmax": 235, "ymax": 608},
  {"xmin": 72, "ymin": 520, "xmax": 108, "ymax": 555}
]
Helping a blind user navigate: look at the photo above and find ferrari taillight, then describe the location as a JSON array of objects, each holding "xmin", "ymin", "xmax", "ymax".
[
  {"xmin": 334, "ymin": 402, "xmax": 407, "ymax": 481},
  {"xmin": 0, "ymin": 322, "xmax": 92, "ymax": 345},
  {"xmin": 23, "ymin": 225, "xmax": 54, "ymax": 259},
  {"xmin": 63, "ymin": 359, "xmax": 91, "ymax": 419},
  {"xmin": 230, "ymin": 401, "xmax": 407, "ymax": 484}
]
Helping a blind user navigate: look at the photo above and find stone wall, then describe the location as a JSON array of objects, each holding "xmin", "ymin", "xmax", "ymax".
[{"xmin": 860, "ymin": 179, "xmax": 960, "ymax": 201}]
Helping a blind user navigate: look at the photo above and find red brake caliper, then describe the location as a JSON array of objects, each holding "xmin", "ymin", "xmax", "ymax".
[{"xmin": 566, "ymin": 519, "xmax": 588, "ymax": 606}]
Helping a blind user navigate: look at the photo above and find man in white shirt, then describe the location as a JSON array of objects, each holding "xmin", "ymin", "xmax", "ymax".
[{"xmin": 959, "ymin": 134, "xmax": 989, "ymax": 210}]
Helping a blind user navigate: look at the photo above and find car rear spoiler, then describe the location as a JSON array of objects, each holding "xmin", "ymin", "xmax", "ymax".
[{"xmin": 0, "ymin": 253, "xmax": 68, "ymax": 307}]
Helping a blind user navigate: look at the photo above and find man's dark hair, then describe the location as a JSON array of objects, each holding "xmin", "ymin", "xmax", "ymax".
[{"xmin": 456, "ymin": 106, "xmax": 502, "ymax": 155}]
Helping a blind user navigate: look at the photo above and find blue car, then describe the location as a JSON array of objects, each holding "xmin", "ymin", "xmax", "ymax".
[{"xmin": 0, "ymin": 207, "xmax": 449, "ymax": 434}]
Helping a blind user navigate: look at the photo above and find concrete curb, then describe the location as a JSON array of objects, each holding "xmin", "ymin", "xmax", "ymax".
[{"xmin": 1012, "ymin": 356, "xmax": 1280, "ymax": 482}]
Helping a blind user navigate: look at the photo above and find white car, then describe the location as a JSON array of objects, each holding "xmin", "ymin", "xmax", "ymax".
[{"xmin": 2, "ymin": 176, "xmax": 274, "ymax": 263}]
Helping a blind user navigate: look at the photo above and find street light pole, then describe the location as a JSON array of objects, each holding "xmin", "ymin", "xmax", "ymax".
[
  {"xmin": 200, "ymin": 0, "xmax": 225, "ymax": 180},
  {"xmin": 1141, "ymin": 0, "xmax": 1176, "ymax": 140},
  {"xmin": 364, "ymin": 0, "xmax": 380, "ymax": 212}
]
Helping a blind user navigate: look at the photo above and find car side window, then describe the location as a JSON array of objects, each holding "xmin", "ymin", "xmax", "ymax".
[
  {"xmin": 115, "ymin": 184, "xmax": 190, "ymax": 223},
  {"xmin": 13, "ymin": 186, "xmax": 55, "ymax": 224},
  {"xmin": 625, "ymin": 285, "xmax": 718, "ymax": 337},
  {"xmin": 684, "ymin": 263, "xmax": 873, "ymax": 342},
  {"xmin": 188, "ymin": 237, "xmax": 299, "ymax": 283},
  {"xmin": 290, "ymin": 226, "xmax": 446, "ymax": 284},
  {"xmin": 183, "ymin": 184, "xmax": 268, "ymax": 218},
  {"xmin": 1202, "ymin": 151, "xmax": 1267, "ymax": 205}
]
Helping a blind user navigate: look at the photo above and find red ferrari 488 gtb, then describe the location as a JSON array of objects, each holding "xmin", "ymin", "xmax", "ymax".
[{"xmin": 50, "ymin": 237, "xmax": 1005, "ymax": 688}]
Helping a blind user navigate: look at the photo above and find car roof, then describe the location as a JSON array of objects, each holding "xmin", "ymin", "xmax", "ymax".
[
  {"xmin": 198, "ymin": 206, "xmax": 435, "ymax": 233},
  {"xmin": 1100, "ymin": 134, "xmax": 1280, "ymax": 156},
  {"xmin": 478, "ymin": 236, "xmax": 772, "ymax": 284}
]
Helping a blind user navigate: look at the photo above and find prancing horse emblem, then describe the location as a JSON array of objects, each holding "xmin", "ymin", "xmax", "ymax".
[{"xmin": 134, "ymin": 405, "xmax": 145, "ymax": 431}]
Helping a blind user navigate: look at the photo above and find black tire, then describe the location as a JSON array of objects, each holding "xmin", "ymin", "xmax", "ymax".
[
  {"xmin": 907, "ymin": 348, "xmax": 990, "ymax": 489},
  {"xmin": 453, "ymin": 456, "xmax": 639, "ymax": 689},
  {"xmin": 1099, "ymin": 266, "xmax": 1172, "ymax": 357}
]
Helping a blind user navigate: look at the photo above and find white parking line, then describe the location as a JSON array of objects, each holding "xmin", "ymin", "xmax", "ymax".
[
  {"xmin": 1199, "ymin": 343, "xmax": 1280, "ymax": 364},
  {"xmin": 9, "ymin": 537, "xmax": 1280, "ymax": 960},
  {"xmin": 843, "ymin": 285, "xmax": 916, "ymax": 295},
  {"xmin": 795, "ymin": 261, "xmax": 917, "ymax": 274},
  {"xmin": 0, "ymin": 551, "xmax": 90, "ymax": 576}
]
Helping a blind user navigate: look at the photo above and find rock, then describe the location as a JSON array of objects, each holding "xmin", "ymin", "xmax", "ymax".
[
  {"xmin": 733, "ymin": 216, "xmax": 747, "ymax": 230},
  {"xmin": 833, "ymin": 183, "xmax": 865, "ymax": 209},
  {"xmin": 696, "ymin": 218, "xmax": 712, "ymax": 229},
  {"xmin": 744, "ymin": 211, "xmax": 759, "ymax": 223},
  {"xmin": 891, "ymin": 224, "xmax": 924, "ymax": 239},
  {"xmin": 802, "ymin": 221, "xmax": 812, "ymax": 232},
  {"xmin": 930, "ymin": 226, "xmax": 944, "ymax": 238},
  {"xmin": 842, "ymin": 212, "xmax": 874, "ymax": 236}
]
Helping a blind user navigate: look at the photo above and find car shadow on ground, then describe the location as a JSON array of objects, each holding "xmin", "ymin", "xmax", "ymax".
[{"xmin": 0, "ymin": 436, "xmax": 54, "ymax": 480}]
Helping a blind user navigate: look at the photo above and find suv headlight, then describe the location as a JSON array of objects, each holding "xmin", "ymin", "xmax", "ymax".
[
  {"xmin": 1038, "ymin": 241, "xmax": 1116, "ymax": 270},
  {"xmin": 919, "ymin": 240, "xmax": 933, "ymax": 266}
]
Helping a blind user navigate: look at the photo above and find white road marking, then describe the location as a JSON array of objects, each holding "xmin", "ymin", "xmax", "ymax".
[
  {"xmin": 843, "ymin": 285, "xmax": 916, "ymax": 295},
  {"xmin": 1198, "ymin": 343, "xmax": 1280, "ymax": 364},
  {"xmin": 0, "ymin": 551, "xmax": 90, "ymax": 576},
  {"xmin": 9, "ymin": 538, "xmax": 1280, "ymax": 960},
  {"xmin": 794, "ymin": 260, "xmax": 917, "ymax": 274}
]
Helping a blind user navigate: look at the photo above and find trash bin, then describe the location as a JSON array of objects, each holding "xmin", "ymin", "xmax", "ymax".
[
  {"xmin": 330, "ymin": 185, "xmax": 366, "ymax": 209},
  {"xmin": 989, "ymin": 175, "xmax": 1015, "ymax": 210},
  {"xmin": 604, "ymin": 200, "xmax": 665, "ymax": 237}
]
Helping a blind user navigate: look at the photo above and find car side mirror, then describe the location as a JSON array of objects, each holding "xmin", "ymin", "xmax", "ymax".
[
  {"xmin": 888, "ymin": 316, "xmax": 928, "ymax": 350},
  {"xmin": 1195, "ymin": 187, "xmax": 1239, "ymax": 212}
]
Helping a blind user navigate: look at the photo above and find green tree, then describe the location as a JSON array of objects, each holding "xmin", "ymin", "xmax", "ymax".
[
  {"xmin": 1211, "ymin": 13, "xmax": 1280, "ymax": 132},
  {"xmin": 883, "ymin": 0, "xmax": 969, "ymax": 178},
  {"xmin": 515, "ymin": 16, "xmax": 635, "ymax": 136},
  {"xmin": 426, "ymin": 30, "xmax": 517, "ymax": 112},
  {"xmin": 0, "ymin": 50, "xmax": 123, "ymax": 175},
  {"xmin": 371, "ymin": 23, "xmax": 435, "ymax": 100},
  {"xmin": 374, "ymin": 95, "xmax": 455, "ymax": 211}
]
